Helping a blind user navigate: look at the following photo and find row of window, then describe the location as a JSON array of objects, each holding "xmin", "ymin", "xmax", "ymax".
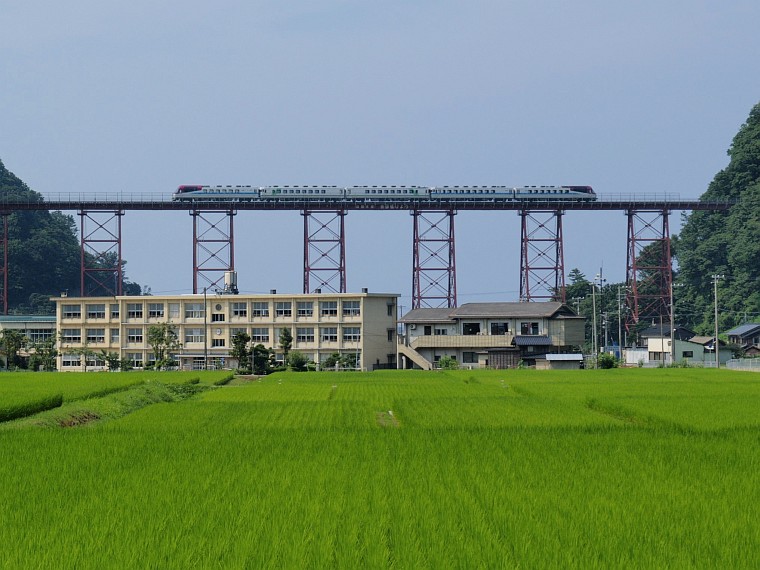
[
  {"xmin": 60, "ymin": 326, "xmax": 364, "ymax": 345},
  {"xmin": 62, "ymin": 300, "xmax": 366, "ymax": 320},
  {"xmin": 455, "ymin": 322, "xmax": 541, "ymax": 336}
]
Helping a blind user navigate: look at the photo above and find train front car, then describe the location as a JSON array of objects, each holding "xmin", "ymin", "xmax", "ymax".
[
  {"xmin": 561, "ymin": 185, "xmax": 596, "ymax": 201},
  {"xmin": 173, "ymin": 185, "xmax": 205, "ymax": 201}
]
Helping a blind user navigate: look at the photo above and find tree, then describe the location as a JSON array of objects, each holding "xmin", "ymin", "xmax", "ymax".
[
  {"xmin": 30, "ymin": 336, "xmax": 58, "ymax": 371},
  {"xmin": 0, "ymin": 158, "xmax": 146, "ymax": 312},
  {"xmin": 279, "ymin": 328, "xmax": 293, "ymax": 360},
  {"xmin": 230, "ymin": 331, "xmax": 252, "ymax": 373},
  {"xmin": 146, "ymin": 323, "xmax": 181, "ymax": 370},
  {"xmin": 101, "ymin": 350, "xmax": 121, "ymax": 372},
  {"xmin": 252, "ymin": 343, "xmax": 273, "ymax": 375},
  {"xmin": 675, "ymin": 102, "xmax": 760, "ymax": 333},
  {"xmin": 0, "ymin": 329, "xmax": 27, "ymax": 369},
  {"xmin": 565, "ymin": 268, "xmax": 590, "ymax": 305},
  {"xmin": 287, "ymin": 350, "xmax": 309, "ymax": 372}
]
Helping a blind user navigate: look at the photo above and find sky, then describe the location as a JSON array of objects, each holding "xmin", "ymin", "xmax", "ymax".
[{"xmin": 2, "ymin": 1, "xmax": 759, "ymax": 311}]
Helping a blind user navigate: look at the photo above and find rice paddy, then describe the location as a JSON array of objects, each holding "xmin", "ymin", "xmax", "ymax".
[{"xmin": 1, "ymin": 368, "xmax": 758, "ymax": 568}]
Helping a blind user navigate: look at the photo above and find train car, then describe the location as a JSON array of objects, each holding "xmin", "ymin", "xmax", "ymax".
[
  {"xmin": 347, "ymin": 186, "xmax": 427, "ymax": 199},
  {"xmin": 172, "ymin": 185, "xmax": 259, "ymax": 201},
  {"xmin": 258, "ymin": 186, "xmax": 343, "ymax": 199}
]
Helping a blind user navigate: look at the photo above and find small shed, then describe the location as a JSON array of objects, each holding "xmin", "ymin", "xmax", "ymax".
[{"xmin": 535, "ymin": 353, "xmax": 584, "ymax": 370}]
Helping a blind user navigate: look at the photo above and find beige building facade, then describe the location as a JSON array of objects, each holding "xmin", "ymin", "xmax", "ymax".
[{"xmin": 53, "ymin": 292, "xmax": 398, "ymax": 371}]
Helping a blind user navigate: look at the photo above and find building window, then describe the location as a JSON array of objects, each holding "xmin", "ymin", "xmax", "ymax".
[
  {"xmin": 86, "ymin": 328, "xmax": 105, "ymax": 343},
  {"xmin": 490, "ymin": 322, "xmax": 508, "ymax": 335},
  {"xmin": 185, "ymin": 303, "xmax": 204, "ymax": 319},
  {"xmin": 148, "ymin": 303, "xmax": 165, "ymax": 318},
  {"xmin": 434, "ymin": 328, "xmax": 448, "ymax": 336},
  {"xmin": 86, "ymin": 356, "xmax": 106, "ymax": 368},
  {"xmin": 251, "ymin": 328, "xmax": 269, "ymax": 343},
  {"xmin": 275, "ymin": 302, "xmax": 292, "ymax": 317},
  {"xmin": 462, "ymin": 352, "xmax": 478, "ymax": 364},
  {"xmin": 62, "ymin": 354, "xmax": 81, "ymax": 367},
  {"xmin": 520, "ymin": 322, "xmax": 539, "ymax": 335},
  {"xmin": 110, "ymin": 329, "xmax": 119, "ymax": 344},
  {"xmin": 230, "ymin": 327, "xmax": 248, "ymax": 337},
  {"xmin": 387, "ymin": 329, "xmax": 395, "ymax": 342},
  {"xmin": 252, "ymin": 302, "xmax": 269, "ymax": 317},
  {"xmin": 387, "ymin": 303, "xmax": 395, "ymax": 317},
  {"xmin": 62, "ymin": 328, "xmax": 81, "ymax": 343},
  {"xmin": 682, "ymin": 351, "xmax": 694, "ymax": 358},
  {"xmin": 27, "ymin": 329, "xmax": 53, "ymax": 343},
  {"xmin": 127, "ymin": 303, "xmax": 143, "ymax": 319},
  {"xmin": 211, "ymin": 313, "xmax": 225, "ymax": 322},
  {"xmin": 297, "ymin": 301, "xmax": 313, "ymax": 317},
  {"xmin": 86, "ymin": 304, "xmax": 106, "ymax": 319},
  {"xmin": 463, "ymin": 323, "xmax": 480, "ymax": 335},
  {"xmin": 342, "ymin": 300, "xmax": 360, "ymax": 317},
  {"xmin": 296, "ymin": 327, "xmax": 315, "ymax": 342},
  {"xmin": 127, "ymin": 328, "xmax": 143, "ymax": 343},
  {"xmin": 212, "ymin": 339, "xmax": 226, "ymax": 347},
  {"xmin": 320, "ymin": 301, "xmax": 338, "ymax": 316},
  {"xmin": 110, "ymin": 304, "xmax": 120, "ymax": 319},
  {"xmin": 168, "ymin": 303, "xmax": 180, "ymax": 319},
  {"xmin": 185, "ymin": 328, "xmax": 204, "ymax": 343},
  {"xmin": 232, "ymin": 302, "xmax": 247, "ymax": 318},
  {"xmin": 424, "ymin": 325, "xmax": 432, "ymax": 336},
  {"xmin": 321, "ymin": 327, "xmax": 338, "ymax": 342},
  {"xmin": 62, "ymin": 304, "xmax": 81, "ymax": 319},
  {"xmin": 127, "ymin": 353, "xmax": 144, "ymax": 368},
  {"xmin": 343, "ymin": 327, "xmax": 361, "ymax": 342}
]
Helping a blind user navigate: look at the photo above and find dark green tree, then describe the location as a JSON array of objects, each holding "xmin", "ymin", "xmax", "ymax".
[
  {"xmin": 287, "ymin": 350, "xmax": 309, "ymax": 372},
  {"xmin": 675, "ymin": 102, "xmax": 760, "ymax": 333},
  {"xmin": 278, "ymin": 327, "xmax": 292, "ymax": 359},
  {"xmin": 0, "ymin": 329, "xmax": 27, "ymax": 369},
  {"xmin": 147, "ymin": 323, "xmax": 181, "ymax": 370},
  {"xmin": 230, "ymin": 331, "xmax": 252, "ymax": 373},
  {"xmin": 30, "ymin": 336, "xmax": 58, "ymax": 371},
  {"xmin": 252, "ymin": 343, "xmax": 273, "ymax": 375}
]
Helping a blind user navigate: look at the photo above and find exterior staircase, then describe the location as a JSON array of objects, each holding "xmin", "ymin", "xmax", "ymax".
[{"xmin": 397, "ymin": 342, "xmax": 434, "ymax": 370}]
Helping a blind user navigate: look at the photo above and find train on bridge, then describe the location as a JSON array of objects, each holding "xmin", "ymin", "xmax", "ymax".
[{"xmin": 173, "ymin": 184, "xmax": 596, "ymax": 202}]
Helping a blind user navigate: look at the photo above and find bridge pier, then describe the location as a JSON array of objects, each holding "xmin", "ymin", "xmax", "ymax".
[
  {"xmin": 79, "ymin": 210, "xmax": 123, "ymax": 297},
  {"xmin": 519, "ymin": 209, "xmax": 566, "ymax": 302},
  {"xmin": 411, "ymin": 209, "xmax": 457, "ymax": 309},
  {"xmin": 192, "ymin": 209, "xmax": 235, "ymax": 293},
  {"xmin": 625, "ymin": 209, "xmax": 672, "ymax": 332},
  {"xmin": 302, "ymin": 210, "xmax": 346, "ymax": 293}
]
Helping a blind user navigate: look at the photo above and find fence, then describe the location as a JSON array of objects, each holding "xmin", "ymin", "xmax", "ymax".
[{"xmin": 726, "ymin": 358, "xmax": 760, "ymax": 372}]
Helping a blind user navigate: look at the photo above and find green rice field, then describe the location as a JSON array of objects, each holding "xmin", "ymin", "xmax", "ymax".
[{"xmin": 1, "ymin": 368, "xmax": 759, "ymax": 568}]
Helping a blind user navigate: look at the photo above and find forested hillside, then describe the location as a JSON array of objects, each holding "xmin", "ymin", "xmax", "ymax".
[
  {"xmin": 674, "ymin": 102, "xmax": 760, "ymax": 332},
  {"xmin": 0, "ymin": 159, "xmax": 142, "ymax": 313}
]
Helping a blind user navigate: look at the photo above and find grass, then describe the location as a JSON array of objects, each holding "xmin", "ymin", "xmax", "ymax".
[{"xmin": 0, "ymin": 368, "xmax": 758, "ymax": 568}]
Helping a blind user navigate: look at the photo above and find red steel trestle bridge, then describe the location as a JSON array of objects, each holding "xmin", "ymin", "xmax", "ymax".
[{"xmin": 0, "ymin": 193, "xmax": 731, "ymax": 332}]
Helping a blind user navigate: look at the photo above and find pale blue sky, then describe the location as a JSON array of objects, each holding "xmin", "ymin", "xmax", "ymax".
[{"xmin": 2, "ymin": 1, "xmax": 759, "ymax": 309}]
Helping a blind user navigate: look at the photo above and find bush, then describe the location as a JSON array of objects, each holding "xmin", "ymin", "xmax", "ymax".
[
  {"xmin": 288, "ymin": 351, "xmax": 309, "ymax": 372},
  {"xmin": 597, "ymin": 353, "xmax": 618, "ymax": 369},
  {"xmin": 437, "ymin": 355, "xmax": 459, "ymax": 370}
]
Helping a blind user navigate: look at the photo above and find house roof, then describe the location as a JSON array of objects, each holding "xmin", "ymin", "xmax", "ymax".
[
  {"xmin": 544, "ymin": 353, "xmax": 584, "ymax": 361},
  {"xmin": 398, "ymin": 308, "xmax": 454, "ymax": 324},
  {"xmin": 514, "ymin": 335, "xmax": 553, "ymax": 346},
  {"xmin": 639, "ymin": 324, "xmax": 696, "ymax": 339},
  {"xmin": 688, "ymin": 336, "xmax": 727, "ymax": 347},
  {"xmin": 400, "ymin": 302, "xmax": 578, "ymax": 323},
  {"xmin": 725, "ymin": 323, "xmax": 760, "ymax": 337}
]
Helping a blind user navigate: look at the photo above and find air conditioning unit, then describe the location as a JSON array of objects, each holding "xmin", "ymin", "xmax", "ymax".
[{"xmin": 409, "ymin": 324, "xmax": 417, "ymax": 330}]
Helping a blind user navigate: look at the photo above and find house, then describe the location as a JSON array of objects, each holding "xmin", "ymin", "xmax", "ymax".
[
  {"xmin": 52, "ymin": 291, "xmax": 399, "ymax": 371},
  {"xmin": 726, "ymin": 323, "xmax": 760, "ymax": 354},
  {"xmin": 398, "ymin": 302, "xmax": 584, "ymax": 369},
  {"xmin": 624, "ymin": 332, "xmax": 732, "ymax": 366}
]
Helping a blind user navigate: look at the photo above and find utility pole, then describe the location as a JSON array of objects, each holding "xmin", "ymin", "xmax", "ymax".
[
  {"xmin": 591, "ymin": 282, "xmax": 598, "ymax": 363},
  {"xmin": 712, "ymin": 274, "xmax": 724, "ymax": 368},
  {"xmin": 617, "ymin": 285, "xmax": 625, "ymax": 359}
]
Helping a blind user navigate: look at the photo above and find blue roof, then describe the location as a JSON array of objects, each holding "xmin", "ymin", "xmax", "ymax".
[{"xmin": 725, "ymin": 323, "xmax": 760, "ymax": 337}]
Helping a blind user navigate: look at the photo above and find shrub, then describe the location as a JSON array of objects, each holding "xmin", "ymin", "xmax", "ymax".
[
  {"xmin": 437, "ymin": 355, "xmax": 459, "ymax": 370},
  {"xmin": 597, "ymin": 353, "xmax": 618, "ymax": 369}
]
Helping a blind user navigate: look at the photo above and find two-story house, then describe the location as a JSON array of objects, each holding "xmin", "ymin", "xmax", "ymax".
[{"xmin": 398, "ymin": 302, "xmax": 584, "ymax": 369}]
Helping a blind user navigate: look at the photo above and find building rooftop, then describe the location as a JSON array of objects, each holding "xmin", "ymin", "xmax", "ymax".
[
  {"xmin": 400, "ymin": 302, "xmax": 578, "ymax": 323},
  {"xmin": 0, "ymin": 315, "xmax": 56, "ymax": 323},
  {"xmin": 725, "ymin": 323, "xmax": 760, "ymax": 337}
]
